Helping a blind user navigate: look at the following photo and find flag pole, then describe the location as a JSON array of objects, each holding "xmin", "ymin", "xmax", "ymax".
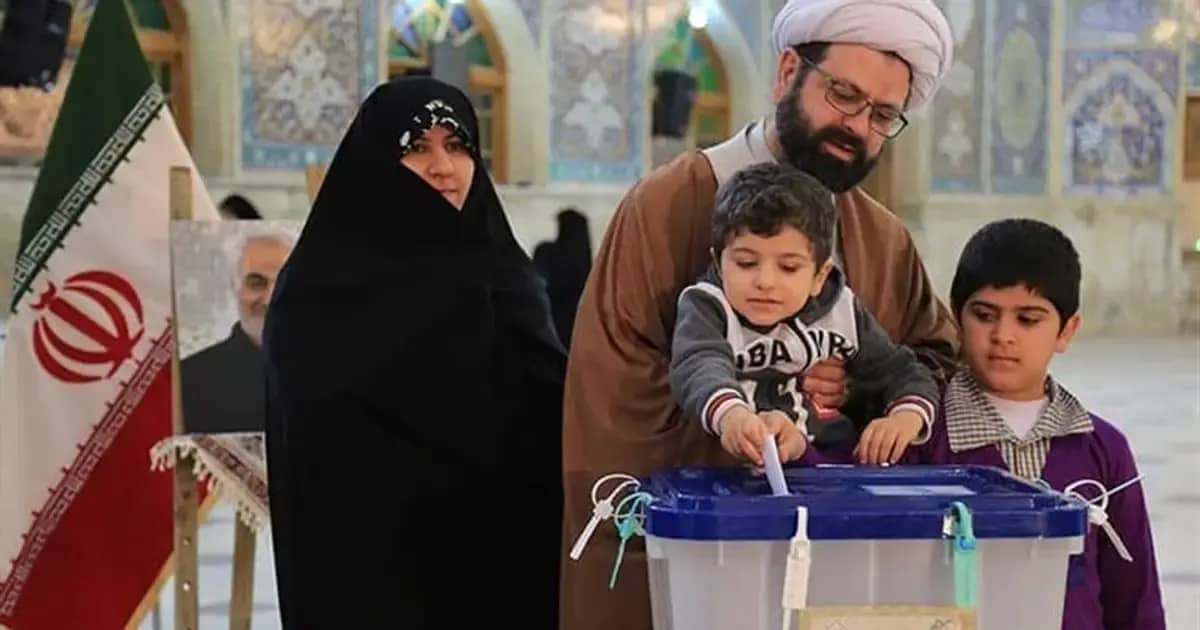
[{"xmin": 167, "ymin": 165, "xmax": 200, "ymax": 630}]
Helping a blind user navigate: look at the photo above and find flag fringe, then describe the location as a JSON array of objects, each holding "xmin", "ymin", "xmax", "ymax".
[{"xmin": 150, "ymin": 437, "xmax": 266, "ymax": 532}]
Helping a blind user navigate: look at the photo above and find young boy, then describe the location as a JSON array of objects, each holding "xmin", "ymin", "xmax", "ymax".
[
  {"xmin": 669, "ymin": 163, "xmax": 938, "ymax": 467},
  {"xmin": 908, "ymin": 218, "xmax": 1164, "ymax": 628}
]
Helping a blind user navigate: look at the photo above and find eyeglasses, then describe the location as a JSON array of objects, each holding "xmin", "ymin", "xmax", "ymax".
[{"xmin": 801, "ymin": 58, "xmax": 909, "ymax": 139}]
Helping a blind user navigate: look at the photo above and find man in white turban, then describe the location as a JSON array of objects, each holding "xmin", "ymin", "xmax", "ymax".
[
  {"xmin": 772, "ymin": 0, "xmax": 954, "ymax": 112},
  {"xmin": 761, "ymin": 0, "xmax": 954, "ymax": 191},
  {"xmin": 559, "ymin": 3, "xmax": 958, "ymax": 628}
]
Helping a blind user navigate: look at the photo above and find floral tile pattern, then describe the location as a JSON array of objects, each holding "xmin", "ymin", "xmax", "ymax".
[
  {"xmin": 549, "ymin": 0, "xmax": 645, "ymax": 182},
  {"xmin": 1063, "ymin": 49, "xmax": 1179, "ymax": 197},
  {"xmin": 990, "ymin": 0, "xmax": 1051, "ymax": 194},
  {"xmin": 929, "ymin": 0, "xmax": 985, "ymax": 193},
  {"xmin": 238, "ymin": 0, "xmax": 380, "ymax": 171}
]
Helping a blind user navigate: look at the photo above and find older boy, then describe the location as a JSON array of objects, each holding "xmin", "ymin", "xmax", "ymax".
[{"xmin": 909, "ymin": 218, "xmax": 1164, "ymax": 629}]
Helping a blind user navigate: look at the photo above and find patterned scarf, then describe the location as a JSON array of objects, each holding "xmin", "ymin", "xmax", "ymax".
[
  {"xmin": 397, "ymin": 98, "xmax": 477, "ymax": 157},
  {"xmin": 944, "ymin": 371, "xmax": 1093, "ymax": 480}
]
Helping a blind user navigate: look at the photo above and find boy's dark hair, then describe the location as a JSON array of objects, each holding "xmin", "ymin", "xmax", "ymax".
[
  {"xmin": 950, "ymin": 218, "xmax": 1081, "ymax": 327},
  {"xmin": 712, "ymin": 162, "xmax": 836, "ymax": 264}
]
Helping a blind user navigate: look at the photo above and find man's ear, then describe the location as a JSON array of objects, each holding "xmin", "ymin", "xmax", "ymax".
[
  {"xmin": 773, "ymin": 48, "xmax": 802, "ymax": 103},
  {"xmin": 710, "ymin": 246, "xmax": 721, "ymax": 271}
]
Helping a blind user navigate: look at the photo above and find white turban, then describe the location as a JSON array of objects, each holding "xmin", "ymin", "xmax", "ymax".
[{"xmin": 771, "ymin": 0, "xmax": 954, "ymax": 111}]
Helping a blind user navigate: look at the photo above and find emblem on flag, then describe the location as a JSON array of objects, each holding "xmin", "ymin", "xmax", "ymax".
[{"xmin": 30, "ymin": 269, "xmax": 145, "ymax": 383}]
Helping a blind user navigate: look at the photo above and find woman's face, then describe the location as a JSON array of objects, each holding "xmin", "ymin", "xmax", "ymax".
[{"xmin": 400, "ymin": 125, "xmax": 475, "ymax": 210}]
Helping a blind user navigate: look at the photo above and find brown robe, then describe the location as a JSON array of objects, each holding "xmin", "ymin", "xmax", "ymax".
[{"xmin": 558, "ymin": 151, "xmax": 960, "ymax": 630}]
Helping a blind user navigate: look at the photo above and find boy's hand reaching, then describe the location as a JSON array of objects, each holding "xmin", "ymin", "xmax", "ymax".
[
  {"xmin": 719, "ymin": 406, "xmax": 767, "ymax": 466},
  {"xmin": 719, "ymin": 406, "xmax": 808, "ymax": 466},
  {"xmin": 854, "ymin": 409, "xmax": 925, "ymax": 465},
  {"xmin": 759, "ymin": 410, "xmax": 809, "ymax": 463}
]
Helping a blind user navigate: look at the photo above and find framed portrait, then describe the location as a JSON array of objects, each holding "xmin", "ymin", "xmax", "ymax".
[{"xmin": 171, "ymin": 220, "xmax": 302, "ymax": 434}]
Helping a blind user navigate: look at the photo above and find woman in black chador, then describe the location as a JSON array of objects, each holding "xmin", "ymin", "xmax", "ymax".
[
  {"xmin": 535, "ymin": 208, "xmax": 592, "ymax": 349},
  {"xmin": 262, "ymin": 77, "xmax": 565, "ymax": 628}
]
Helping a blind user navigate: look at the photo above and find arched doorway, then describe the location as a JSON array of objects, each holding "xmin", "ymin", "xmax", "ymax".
[
  {"xmin": 649, "ymin": 12, "xmax": 731, "ymax": 167},
  {"xmin": 69, "ymin": 0, "xmax": 192, "ymax": 146},
  {"xmin": 0, "ymin": 0, "xmax": 191, "ymax": 159},
  {"xmin": 387, "ymin": 0, "xmax": 508, "ymax": 182}
]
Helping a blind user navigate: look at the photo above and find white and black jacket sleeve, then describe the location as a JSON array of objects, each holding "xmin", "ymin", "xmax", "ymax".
[
  {"xmin": 846, "ymin": 296, "xmax": 939, "ymax": 442},
  {"xmin": 669, "ymin": 288, "xmax": 746, "ymax": 435}
]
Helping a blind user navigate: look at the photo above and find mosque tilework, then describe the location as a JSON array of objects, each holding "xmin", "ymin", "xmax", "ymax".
[
  {"xmin": 549, "ymin": 0, "xmax": 645, "ymax": 182},
  {"xmin": 239, "ymin": 0, "xmax": 380, "ymax": 171},
  {"xmin": 1063, "ymin": 49, "xmax": 1179, "ymax": 197},
  {"xmin": 929, "ymin": 0, "xmax": 986, "ymax": 193},
  {"xmin": 989, "ymin": 0, "xmax": 1051, "ymax": 194}
]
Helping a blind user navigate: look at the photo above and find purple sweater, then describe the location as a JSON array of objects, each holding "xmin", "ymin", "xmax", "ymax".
[{"xmin": 906, "ymin": 410, "xmax": 1165, "ymax": 629}]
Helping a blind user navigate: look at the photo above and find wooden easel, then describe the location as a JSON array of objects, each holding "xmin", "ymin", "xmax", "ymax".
[
  {"xmin": 228, "ymin": 519, "xmax": 255, "ymax": 630},
  {"xmin": 144, "ymin": 163, "xmax": 326, "ymax": 630},
  {"xmin": 167, "ymin": 166, "xmax": 200, "ymax": 630},
  {"xmin": 166, "ymin": 166, "xmax": 261, "ymax": 630}
]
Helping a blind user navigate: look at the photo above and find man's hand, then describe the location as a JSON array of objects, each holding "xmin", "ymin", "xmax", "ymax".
[
  {"xmin": 854, "ymin": 410, "xmax": 924, "ymax": 465},
  {"xmin": 803, "ymin": 358, "xmax": 849, "ymax": 409}
]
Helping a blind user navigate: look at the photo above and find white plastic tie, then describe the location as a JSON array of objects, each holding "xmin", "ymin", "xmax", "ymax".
[
  {"xmin": 780, "ymin": 506, "xmax": 812, "ymax": 629},
  {"xmin": 569, "ymin": 473, "xmax": 640, "ymax": 561},
  {"xmin": 1063, "ymin": 475, "xmax": 1143, "ymax": 563}
]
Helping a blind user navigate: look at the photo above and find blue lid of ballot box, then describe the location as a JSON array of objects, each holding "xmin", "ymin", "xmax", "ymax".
[{"xmin": 644, "ymin": 465, "xmax": 1087, "ymax": 541}]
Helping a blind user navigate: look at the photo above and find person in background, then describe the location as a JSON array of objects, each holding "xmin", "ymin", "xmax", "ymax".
[
  {"xmin": 532, "ymin": 208, "xmax": 593, "ymax": 348},
  {"xmin": 219, "ymin": 193, "xmax": 262, "ymax": 220}
]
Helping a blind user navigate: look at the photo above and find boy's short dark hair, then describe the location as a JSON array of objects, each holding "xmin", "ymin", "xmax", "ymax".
[
  {"xmin": 712, "ymin": 163, "xmax": 836, "ymax": 265},
  {"xmin": 950, "ymin": 218, "xmax": 1081, "ymax": 327}
]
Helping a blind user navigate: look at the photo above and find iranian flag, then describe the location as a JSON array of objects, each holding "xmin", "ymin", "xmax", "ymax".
[{"xmin": 0, "ymin": 0, "xmax": 218, "ymax": 627}]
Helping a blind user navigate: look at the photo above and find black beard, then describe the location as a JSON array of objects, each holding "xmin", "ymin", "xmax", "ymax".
[{"xmin": 774, "ymin": 78, "xmax": 878, "ymax": 193}]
